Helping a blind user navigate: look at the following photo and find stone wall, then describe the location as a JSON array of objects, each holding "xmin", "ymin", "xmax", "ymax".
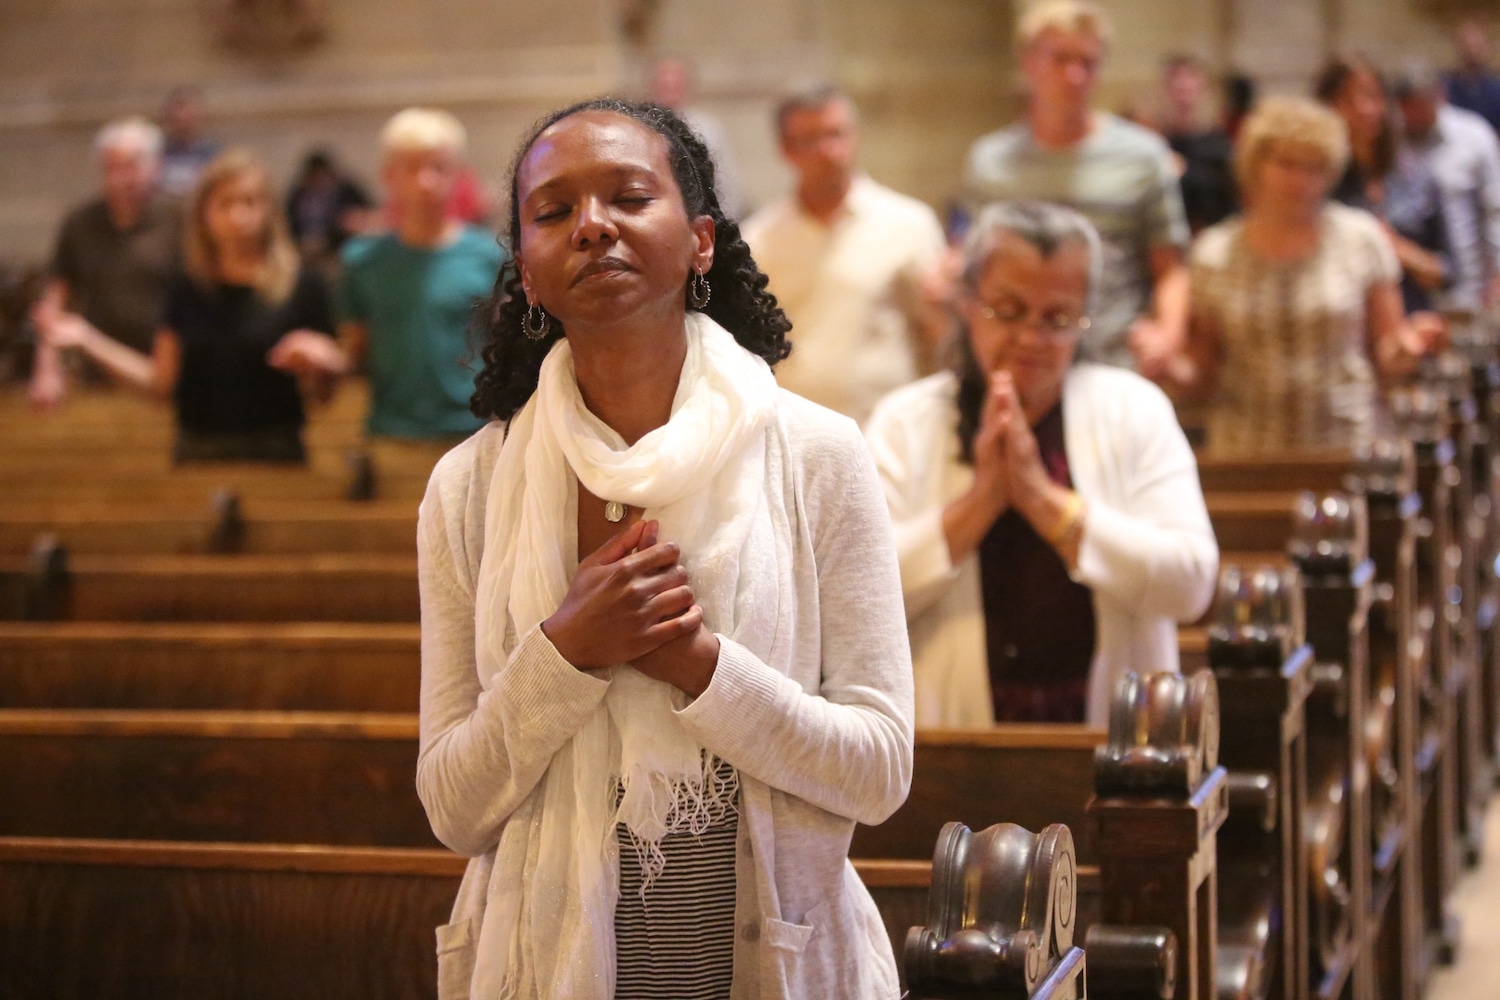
[{"xmin": 0, "ymin": 0, "xmax": 1481, "ymax": 261}]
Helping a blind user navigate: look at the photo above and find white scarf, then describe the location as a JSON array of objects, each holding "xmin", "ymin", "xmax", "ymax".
[{"xmin": 472, "ymin": 312, "xmax": 781, "ymax": 999}]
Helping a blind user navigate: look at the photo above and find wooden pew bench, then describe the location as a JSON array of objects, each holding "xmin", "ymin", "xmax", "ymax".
[
  {"xmin": 0, "ymin": 837, "xmax": 459, "ymax": 1000},
  {"xmin": 0, "ymin": 552, "xmax": 419, "ymax": 622},
  {"xmin": 0, "ymin": 841, "xmax": 1093, "ymax": 1000},
  {"xmin": 0, "ymin": 468, "xmax": 431, "ymax": 504},
  {"xmin": 855, "ymin": 671, "xmax": 1225, "ymax": 1000},
  {"xmin": 0, "ymin": 710, "xmax": 435, "ymax": 847},
  {"xmin": 0, "ymin": 622, "xmax": 419, "ymax": 712},
  {"xmin": 0, "ymin": 499, "xmax": 418, "ymax": 556}
]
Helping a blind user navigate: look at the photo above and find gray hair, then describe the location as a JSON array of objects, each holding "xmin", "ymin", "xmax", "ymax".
[
  {"xmin": 94, "ymin": 116, "xmax": 163, "ymax": 162},
  {"xmin": 961, "ymin": 200, "xmax": 1103, "ymax": 315},
  {"xmin": 1389, "ymin": 59, "xmax": 1444, "ymax": 101}
]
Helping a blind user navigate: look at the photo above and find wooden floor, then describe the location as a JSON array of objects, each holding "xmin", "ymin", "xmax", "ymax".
[{"xmin": 1428, "ymin": 795, "xmax": 1500, "ymax": 1000}]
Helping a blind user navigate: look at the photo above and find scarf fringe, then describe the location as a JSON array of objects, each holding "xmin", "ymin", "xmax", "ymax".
[{"xmin": 616, "ymin": 753, "xmax": 740, "ymax": 898}]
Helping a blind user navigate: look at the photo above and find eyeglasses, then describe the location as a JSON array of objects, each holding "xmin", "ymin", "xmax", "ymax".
[{"xmin": 970, "ymin": 295, "xmax": 1091, "ymax": 338}]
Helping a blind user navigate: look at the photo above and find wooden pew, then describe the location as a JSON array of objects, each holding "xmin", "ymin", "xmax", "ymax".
[
  {"xmin": 0, "ymin": 442, "xmax": 442, "ymax": 479},
  {"xmin": 0, "ymin": 710, "xmax": 436, "ymax": 847},
  {"xmin": 0, "ymin": 550, "xmax": 419, "ymax": 622},
  {"xmin": 854, "ymin": 671, "xmax": 1225, "ymax": 1000},
  {"xmin": 1388, "ymin": 389, "xmax": 1469, "ymax": 976},
  {"xmin": 0, "ymin": 835, "xmax": 1083, "ymax": 1000},
  {"xmin": 0, "ymin": 467, "xmax": 431, "ymax": 504},
  {"xmin": 1215, "ymin": 475, "xmax": 1424, "ymax": 1000},
  {"xmin": 1197, "ymin": 451, "xmax": 1354, "ymax": 495},
  {"xmin": 0, "ymin": 837, "xmax": 460, "ymax": 1000},
  {"xmin": 0, "ymin": 622, "xmax": 419, "ymax": 712},
  {"xmin": 0, "ymin": 499, "xmax": 418, "ymax": 556},
  {"xmin": 1427, "ymin": 364, "xmax": 1497, "ymax": 869},
  {"xmin": 1208, "ymin": 564, "xmax": 1314, "ymax": 1000},
  {"xmin": 903, "ymin": 821, "xmax": 1091, "ymax": 1000},
  {"xmin": 0, "ymin": 380, "xmax": 369, "ymax": 427}
]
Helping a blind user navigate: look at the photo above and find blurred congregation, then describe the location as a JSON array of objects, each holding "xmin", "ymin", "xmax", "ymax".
[
  {"xmin": 9, "ymin": 0, "xmax": 1500, "ymax": 998},
  {"xmin": 6, "ymin": 4, "xmax": 1500, "ymax": 458}
]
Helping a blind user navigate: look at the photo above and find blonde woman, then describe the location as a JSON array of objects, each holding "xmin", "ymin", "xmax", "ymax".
[
  {"xmin": 1173, "ymin": 95, "xmax": 1445, "ymax": 453},
  {"xmin": 45, "ymin": 148, "xmax": 334, "ymax": 462}
]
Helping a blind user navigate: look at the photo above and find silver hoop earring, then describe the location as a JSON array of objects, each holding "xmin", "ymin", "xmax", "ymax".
[
  {"xmin": 523, "ymin": 303, "xmax": 550, "ymax": 341},
  {"xmin": 688, "ymin": 270, "xmax": 711, "ymax": 310}
]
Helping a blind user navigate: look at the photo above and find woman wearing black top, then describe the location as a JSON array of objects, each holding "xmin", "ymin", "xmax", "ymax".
[{"xmin": 43, "ymin": 148, "xmax": 333, "ymax": 463}]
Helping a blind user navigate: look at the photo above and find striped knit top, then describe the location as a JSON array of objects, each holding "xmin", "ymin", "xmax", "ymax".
[{"xmin": 613, "ymin": 755, "xmax": 739, "ymax": 999}]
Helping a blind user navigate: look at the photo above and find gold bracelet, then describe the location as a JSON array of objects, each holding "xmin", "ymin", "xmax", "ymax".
[{"xmin": 1043, "ymin": 491, "xmax": 1085, "ymax": 548}]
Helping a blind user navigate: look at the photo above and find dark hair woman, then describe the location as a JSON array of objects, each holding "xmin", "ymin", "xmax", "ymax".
[
  {"xmin": 1316, "ymin": 53, "xmax": 1454, "ymax": 312},
  {"xmin": 416, "ymin": 99, "xmax": 914, "ymax": 1000}
]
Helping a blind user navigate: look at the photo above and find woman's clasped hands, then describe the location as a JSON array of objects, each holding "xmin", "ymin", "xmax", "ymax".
[
  {"xmin": 971, "ymin": 371, "xmax": 1064, "ymax": 524},
  {"xmin": 541, "ymin": 519, "xmax": 721, "ymax": 697}
]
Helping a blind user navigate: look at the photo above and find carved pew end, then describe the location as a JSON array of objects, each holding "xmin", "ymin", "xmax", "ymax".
[{"xmin": 904, "ymin": 821, "xmax": 1079, "ymax": 999}]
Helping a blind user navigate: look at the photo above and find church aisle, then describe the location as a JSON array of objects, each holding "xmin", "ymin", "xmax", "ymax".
[{"xmin": 1428, "ymin": 794, "xmax": 1500, "ymax": 1000}]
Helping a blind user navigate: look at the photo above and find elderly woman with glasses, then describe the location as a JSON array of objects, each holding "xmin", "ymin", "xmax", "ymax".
[{"xmin": 865, "ymin": 200, "xmax": 1218, "ymax": 728}]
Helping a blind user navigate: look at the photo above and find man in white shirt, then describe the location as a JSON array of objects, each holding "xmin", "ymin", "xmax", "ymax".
[
  {"xmin": 964, "ymin": 0, "xmax": 1190, "ymax": 375},
  {"xmin": 1395, "ymin": 62, "xmax": 1500, "ymax": 312},
  {"xmin": 743, "ymin": 86, "xmax": 948, "ymax": 423}
]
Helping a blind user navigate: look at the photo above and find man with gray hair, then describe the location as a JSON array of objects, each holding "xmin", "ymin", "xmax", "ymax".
[
  {"xmin": 29, "ymin": 116, "xmax": 182, "ymax": 407},
  {"xmin": 1395, "ymin": 60, "xmax": 1500, "ymax": 313}
]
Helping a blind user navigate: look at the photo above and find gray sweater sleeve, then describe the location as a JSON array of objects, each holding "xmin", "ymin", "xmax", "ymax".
[
  {"xmin": 415, "ymin": 443, "xmax": 610, "ymax": 857},
  {"xmin": 676, "ymin": 413, "xmax": 916, "ymax": 827}
]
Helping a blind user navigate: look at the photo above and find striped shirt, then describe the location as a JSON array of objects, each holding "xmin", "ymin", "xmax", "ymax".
[
  {"xmin": 1191, "ymin": 203, "xmax": 1399, "ymax": 453},
  {"xmin": 964, "ymin": 112, "xmax": 1190, "ymax": 369},
  {"xmin": 614, "ymin": 756, "xmax": 740, "ymax": 999}
]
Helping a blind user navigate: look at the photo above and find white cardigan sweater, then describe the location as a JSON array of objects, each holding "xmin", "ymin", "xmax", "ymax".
[
  {"xmin": 416, "ymin": 392, "xmax": 914, "ymax": 1000},
  {"xmin": 864, "ymin": 364, "xmax": 1218, "ymax": 728}
]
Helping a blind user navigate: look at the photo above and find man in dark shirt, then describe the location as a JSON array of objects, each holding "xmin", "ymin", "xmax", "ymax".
[
  {"xmin": 29, "ymin": 116, "xmax": 181, "ymax": 407},
  {"xmin": 1448, "ymin": 18, "xmax": 1500, "ymax": 137},
  {"xmin": 1159, "ymin": 54, "xmax": 1238, "ymax": 234}
]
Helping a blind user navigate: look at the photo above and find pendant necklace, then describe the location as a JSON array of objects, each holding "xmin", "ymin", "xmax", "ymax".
[{"xmin": 605, "ymin": 501, "xmax": 628, "ymax": 523}]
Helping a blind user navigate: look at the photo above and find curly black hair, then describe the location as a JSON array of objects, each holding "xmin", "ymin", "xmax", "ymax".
[
  {"xmin": 954, "ymin": 333, "xmax": 988, "ymax": 465},
  {"xmin": 469, "ymin": 98, "xmax": 792, "ymax": 422}
]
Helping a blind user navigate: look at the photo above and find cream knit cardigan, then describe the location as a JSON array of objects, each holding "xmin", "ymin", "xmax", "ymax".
[
  {"xmin": 416, "ymin": 392, "xmax": 914, "ymax": 1000},
  {"xmin": 864, "ymin": 363, "xmax": 1219, "ymax": 728}
]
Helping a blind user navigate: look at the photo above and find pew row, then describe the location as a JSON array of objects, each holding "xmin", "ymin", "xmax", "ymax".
[
  {"xmin": 0, "ymin": 709, "xmax": 436, "ymax": 847},
  {"xmin": 0, "ymin": 838, "xmax": 460, "ymax": 1000},
  {"xmin": 0, "ymin": 499, "xmax": 418, "ymax": 556},
  {"xmin": 0, "ymin": 467, "xmax": 431, "ymax": 503},
  {"xmin": 0, "ymin": 549, "xmax": 419, "ymax": 622},
  {"xmin": 0, "ymin": 837, "xmax": 1101, "ymax": 1000},
  {"xmin": 855, "ymin": 670, "xmax": 1226, "ymax": 1000},
  {"xmin": 0, "ymin": 622, "xmax": 419, "ymax": 711}
]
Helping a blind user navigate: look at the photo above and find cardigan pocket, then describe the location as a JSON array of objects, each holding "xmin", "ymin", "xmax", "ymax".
[
  {"xmin": 436, "ymin": 917, "xmax": 477, "ymax": 1000},
  {"xmin": 763, "ymin": 900, "xmax": 827, "ymax": 953}
]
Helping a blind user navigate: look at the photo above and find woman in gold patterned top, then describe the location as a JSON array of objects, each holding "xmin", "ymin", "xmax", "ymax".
[{"xmin": 1169, "ymin": 95, "xmax": 1445, "ymax": 452}]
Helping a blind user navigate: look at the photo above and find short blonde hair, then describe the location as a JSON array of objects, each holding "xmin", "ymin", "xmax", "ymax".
[
  {"xmin": 379, "ymin": 108, "xmax": 467, "ymax": 157},
  {"xmin": 1233, "ymin": 95, "xmax": 1350, "ymax": 198},
  {"xmin": 1016, "ymin": 0, "xmax": 1113, "ymax": 53}
]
